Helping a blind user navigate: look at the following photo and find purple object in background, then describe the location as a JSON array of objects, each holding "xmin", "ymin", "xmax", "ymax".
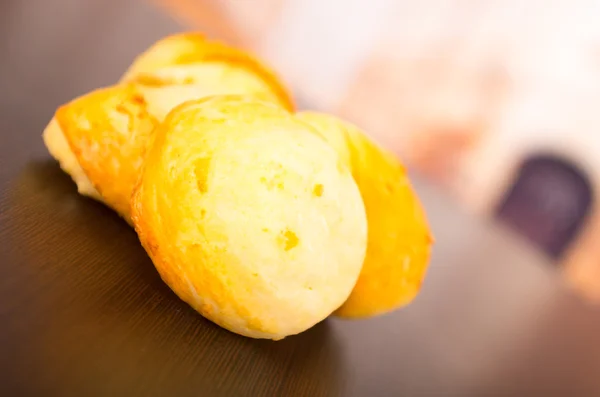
[{"xmin": 496, "ymin": 154, "xmax": 594, "ymax": 260}]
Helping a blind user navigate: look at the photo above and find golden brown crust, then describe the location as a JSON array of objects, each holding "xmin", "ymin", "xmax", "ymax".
[
  {"xmin": 298, "ymin": 112, "xmax": 434, "ymax": 318},
  {"xmin": 55, "ymin": 84, "xmax": 159, "ymax": 223}
]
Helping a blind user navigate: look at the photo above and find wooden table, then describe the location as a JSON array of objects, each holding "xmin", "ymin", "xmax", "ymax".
[{"xmin": 3, "ymin": 1, "xmax": 600, "ymax": 396}]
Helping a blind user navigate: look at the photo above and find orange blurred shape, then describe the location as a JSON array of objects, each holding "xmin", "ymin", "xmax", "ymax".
[{"xmin": 150, "ymin": 0, "xmax": 246, "ymax": 47}]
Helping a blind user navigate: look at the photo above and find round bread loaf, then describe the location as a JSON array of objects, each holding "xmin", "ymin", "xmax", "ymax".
[{"xmin": 132, "ymin": 96, "xmax": 367, "ymax": 339}]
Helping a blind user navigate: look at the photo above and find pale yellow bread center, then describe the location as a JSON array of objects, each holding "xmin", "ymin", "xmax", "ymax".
[{"xmin": 42, "ymin": 119, "xmax": 101, "ymax": 200}]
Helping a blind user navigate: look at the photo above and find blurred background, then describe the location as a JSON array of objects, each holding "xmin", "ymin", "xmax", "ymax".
[{"xmin": 3, "ymin": 0, "xmax": 600, "ymax": 303}]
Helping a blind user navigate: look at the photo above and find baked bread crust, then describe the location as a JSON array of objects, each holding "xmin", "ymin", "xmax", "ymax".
[{"xmin": 298, "ymin": 112, "xmax": 433, "ymax": 318}]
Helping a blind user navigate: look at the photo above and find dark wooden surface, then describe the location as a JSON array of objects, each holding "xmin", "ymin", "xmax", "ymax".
[{"xmin": 3, "ymin": 1, "xmax": 600, "ymax": 396}]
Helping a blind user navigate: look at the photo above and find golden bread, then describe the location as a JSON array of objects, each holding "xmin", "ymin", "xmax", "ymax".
[
  {"xmin": 41, "ymin": 31, "xmax": 434, "ymax": 338},
  {"xmin": 55, "ymin": 84, "xmax": 158, "ymax": 223},
  {"xmin": 45, "ymin": 32, "xmax": 295, "ymax": 222},
  {"xmin": 297, "ymin": 112, "xmax": 434, "ymax": 318},
  {"xmin": 131, "ymin": 96, "xmax": 367, "ymax": 339},
  {"xmin": 121, "ymin": 32, "xmax": 294, "ymax": 111}
]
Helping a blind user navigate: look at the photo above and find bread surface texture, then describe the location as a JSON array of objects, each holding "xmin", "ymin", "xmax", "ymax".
[{"xmin": 132, "ymin": 96, "xmax": 368, "ymax": 339}]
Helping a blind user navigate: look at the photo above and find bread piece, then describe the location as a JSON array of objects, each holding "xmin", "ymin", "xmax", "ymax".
[
  {"xmin": 132, "ymin": 96, "xmax": 367, "ymax": 339},
  {"xmin": 298, "ymin": 112, "xmax": 433, "ymax": 318},
  {"xmin": 45, "ymin": 32, "xmax": 295, "ymax": 222},
  {"xmin": 121, "ymin": 32, "xmax": 294, "ymax": 111},
  {"xmin": 55, "ymin": 84, "xmax": 158, "ymax": 223}
]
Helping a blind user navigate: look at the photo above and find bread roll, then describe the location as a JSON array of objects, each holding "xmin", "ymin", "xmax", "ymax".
[
  {"xmin": 297, "ymin": 112, "xmax": 433, "ymax": 318},
  {"xmin": 121, "ymin": 32, "xmax": 293, "ymax": 110},
  {"xmin": 132, "ymin": 96, "xmax": 367, "ymax": 339},
  {"xmin": 44, "ymin": 33, "xmax": 294, "ymax": 222}
]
